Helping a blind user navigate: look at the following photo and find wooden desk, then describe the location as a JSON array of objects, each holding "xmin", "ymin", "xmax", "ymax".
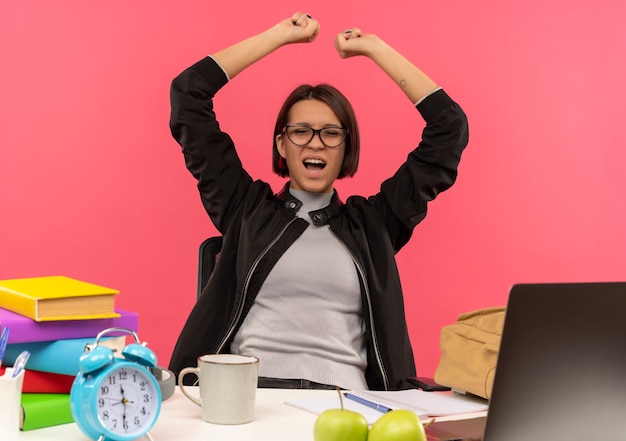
[{"xmin": 18, "ymin": 388, "xmax": 336, "ymax": 441}]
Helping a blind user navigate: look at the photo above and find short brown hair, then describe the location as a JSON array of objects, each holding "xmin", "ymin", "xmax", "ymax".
[{"xmin": 272, "ymin": 84, "xmax": 360, "ymax": 178}]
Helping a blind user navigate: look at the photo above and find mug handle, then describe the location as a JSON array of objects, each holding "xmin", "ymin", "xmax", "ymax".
[{"xmin": 178, "ymin": 367, "xmax": 202, "ymax": 407}]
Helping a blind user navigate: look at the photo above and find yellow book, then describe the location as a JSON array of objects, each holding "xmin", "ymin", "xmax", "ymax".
[{"xmin": 0, "ymin": 276, "xmax": 120, "ymax": 322}]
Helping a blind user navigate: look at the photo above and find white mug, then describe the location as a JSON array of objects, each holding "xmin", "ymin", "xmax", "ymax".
[{"xmin": 178, "ymin": 354, "xmax": 259, "ymax": 425}]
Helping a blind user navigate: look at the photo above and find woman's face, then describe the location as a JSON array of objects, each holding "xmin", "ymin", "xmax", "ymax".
[{"xmin": 276, "ymin": 99, "xmax": 346, "ymax": 193}]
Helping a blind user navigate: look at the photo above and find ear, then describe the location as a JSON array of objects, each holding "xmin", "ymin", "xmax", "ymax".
[{"xmin": 276, "ymin": 133, "xmax": 287, "ymax": 158}]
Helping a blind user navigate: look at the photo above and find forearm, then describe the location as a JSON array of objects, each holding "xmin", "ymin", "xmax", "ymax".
[
  {"xmin": 212, "ymin": 13, "xmax": 319, "ymax": 80},
  {"xmin": 212, "ymin": 27, "xmax": 285, "ymax": 80},
  {"xmin": 367, "ymin": 39, "xmax": 438, "ymax": 104},
  {"xmin": 335, "ymin": 30, "xmax": 438, "ymax": 104}
]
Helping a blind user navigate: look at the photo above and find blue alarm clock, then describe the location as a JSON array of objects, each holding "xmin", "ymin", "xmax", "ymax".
[{"xmin": 70, "ymin": 327, "xmax": 162, "ymax": 441}]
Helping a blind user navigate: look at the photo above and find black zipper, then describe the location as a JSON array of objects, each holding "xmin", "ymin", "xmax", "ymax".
[{"xmin": 332, "ymin": 226, "xmax": 390, "ymax": 391}]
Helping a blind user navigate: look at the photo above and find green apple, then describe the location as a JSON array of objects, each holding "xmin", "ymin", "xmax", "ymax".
[
  {"xmin": 313, "ymin": 408, "xmax": 369, "ymax": 441},
  {"xmin": 368, "ymin": 409, "xmax": 426, "ymax": 441}
]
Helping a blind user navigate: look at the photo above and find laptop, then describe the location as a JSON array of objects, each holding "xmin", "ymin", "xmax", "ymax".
[{"xmin": 428, "ymin": 282, "xmax": 626, "ymax": 441}]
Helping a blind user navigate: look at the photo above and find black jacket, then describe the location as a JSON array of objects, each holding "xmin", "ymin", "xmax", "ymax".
[{"xmin": 168, "ymin": 56, "xmax": 469, "ymax": 390}]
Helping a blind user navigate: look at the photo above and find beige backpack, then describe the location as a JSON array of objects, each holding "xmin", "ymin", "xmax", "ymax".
[{"xmin": 434, "ymin": 307, "xmax": 505, "ymax": 399}]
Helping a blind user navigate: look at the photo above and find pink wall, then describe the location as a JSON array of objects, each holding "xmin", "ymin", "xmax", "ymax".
[{"xmin": 2, "ymin": 1, "xmax": 625, "ymax": 378}]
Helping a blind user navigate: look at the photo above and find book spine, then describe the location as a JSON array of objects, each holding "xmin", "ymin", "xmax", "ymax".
[
  {"xmin": 0, "ymin": 368, "xmax": 74, "ymax": 393},
  {"xmin": 0, "ymin": 287, "xmax": 38, "ymax": 320},
  {"xmin": 0, "ymin": 308, "xmax": 138, "ymax": 344},
  {"xmin": 20, "ymin": 393, "xmax": 74, "ymax": 430},
  {"xmin": 2, "ymin": 336, "xmax": 125, "ymax": 376},
  {"xmin": 22, "ymin": 369, "xmax": 75, "ymax": 394}
]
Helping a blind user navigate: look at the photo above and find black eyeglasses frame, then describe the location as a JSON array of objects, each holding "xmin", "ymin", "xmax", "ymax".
[{"xmin": 282, "ymin": 125, "xmax": 348, "ymax": 149}]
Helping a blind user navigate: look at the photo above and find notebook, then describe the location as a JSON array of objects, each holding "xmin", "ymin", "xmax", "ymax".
[{"xmin": 473, "ymin": 282, "xmax": 626, "ymax": 441}]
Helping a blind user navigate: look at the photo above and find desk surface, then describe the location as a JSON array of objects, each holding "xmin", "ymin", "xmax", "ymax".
[
  {"xmin": 19, "ymin": 388, "xmax": 486, "ymax": 441},
  {"xmin": 19, "ymin": 388, "xmax": 336, "ymax": 441}
]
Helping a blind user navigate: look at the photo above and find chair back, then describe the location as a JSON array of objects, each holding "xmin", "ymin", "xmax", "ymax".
[{"xmin": 197, "ymin": 236, "xmax": 223, "ymax": 299}]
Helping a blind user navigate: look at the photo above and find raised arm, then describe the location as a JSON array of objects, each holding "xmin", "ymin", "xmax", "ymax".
[
  {"xmin": 333, "ymin": 28, "xmax": 468, "ymax": 248},
  {"xmin": 170, "ymin": 12, "xmax": 320, "ymax": 231},
  {"xmin": 213, "ymin": 12, "xmax": 320, "ymax": 79},
  {"xmin": 334, "ymin": 29, "xmax": 438, "ymax": 104}
]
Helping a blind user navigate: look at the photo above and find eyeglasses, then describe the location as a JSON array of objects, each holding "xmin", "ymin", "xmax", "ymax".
[{"xmin": 283, "ymin": 125, "xmax": 347, "ymax": 148}]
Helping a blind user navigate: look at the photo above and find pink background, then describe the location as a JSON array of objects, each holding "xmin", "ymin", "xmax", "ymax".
[{"xmin": 2, "ymin": 1, "xmax": 625, "ymax": 378}]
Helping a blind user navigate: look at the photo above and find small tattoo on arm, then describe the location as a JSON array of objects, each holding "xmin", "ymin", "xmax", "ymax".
[{"xmin": 400, "ymin": 79, "xmax": 407, "ymax": 88}]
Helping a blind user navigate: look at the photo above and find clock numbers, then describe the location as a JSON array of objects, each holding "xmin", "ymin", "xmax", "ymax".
[{"xmin": 95, "ymin": 366, "xmax": 159, "ymax": 437}]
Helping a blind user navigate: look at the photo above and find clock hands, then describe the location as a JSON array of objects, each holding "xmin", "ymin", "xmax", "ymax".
[
  {"xmin": 111, "ymin": 384, "xmax": 135, "ymax": 406},
  {"xmin": 111, "ymin": 385, "xmax": 130, "ymax": 406},
  {"xmin": 98, "ymin": 372, "xmax": 154, "ymax": 434},
  {"xmin": 120, "ymin": 385, "xmax": 127, "ymax": 424},
  {"xmin": 72, "ymin": 329, "xmax": 160, "ymax": 440}
]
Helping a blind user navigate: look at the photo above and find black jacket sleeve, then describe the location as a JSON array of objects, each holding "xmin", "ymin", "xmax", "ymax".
[{"xmin": 169, "ymin": 56, "xmax": 253, "ymax": 233}]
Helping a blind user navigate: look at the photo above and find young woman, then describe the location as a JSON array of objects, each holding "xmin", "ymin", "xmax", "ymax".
[{"xmin": 169, "ymin": 12, "xmax": 469, "ymax": 391}]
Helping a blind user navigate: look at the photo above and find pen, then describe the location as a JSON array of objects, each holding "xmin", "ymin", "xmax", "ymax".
[
  {"xmin": 12, "ymin": 350, "xmax": 30, "ymax": 378},
  {"xmin": 0, "ymin": 326, "xmax": 9, "ymax": 369},
  {"xmin": 344, "ymin": 392, "xmax": 392, "ymax": 413}
]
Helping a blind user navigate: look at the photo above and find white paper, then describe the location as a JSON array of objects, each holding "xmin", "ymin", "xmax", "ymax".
[
  {"xmin": 286, "ymin": 389, "xmax": 488, "ymax": 425},
  {"xmin": 349, "ymin": 389, "xmax": 488, "ymax": 416},
  {"xmin": 285, "ymin": 395, "xmax": 386, "ymax": 425}
]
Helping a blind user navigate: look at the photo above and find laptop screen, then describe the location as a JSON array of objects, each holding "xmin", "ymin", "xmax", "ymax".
[{"xmin": 483, "ymin": 282, "xmax": 626, "ymax": 441}]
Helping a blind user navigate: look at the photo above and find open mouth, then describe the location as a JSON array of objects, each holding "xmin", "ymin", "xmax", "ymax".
[{"xmin": 303, "ymin": 158, "xmax": 326, "ymax": 171}]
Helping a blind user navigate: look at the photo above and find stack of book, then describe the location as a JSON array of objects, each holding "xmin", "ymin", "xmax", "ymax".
[{"xmin": 0, "ymin": 275, "xmax": 139, "ymax": 431}]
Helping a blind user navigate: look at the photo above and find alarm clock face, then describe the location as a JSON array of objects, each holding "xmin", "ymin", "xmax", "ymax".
[{"xmin": 96, "ymin": 364, "xmax": 160, "ymax": 438}]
